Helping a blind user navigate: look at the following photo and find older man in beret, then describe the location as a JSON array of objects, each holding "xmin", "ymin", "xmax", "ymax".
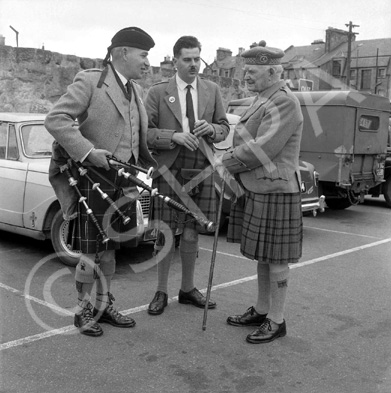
[
  {"xmin": 217, "ymin": 41, "xmax": 303, "ymax": 344},
  {"xmin": 45, "ymin": 27, "xmax": 157, "ymax": 337}
]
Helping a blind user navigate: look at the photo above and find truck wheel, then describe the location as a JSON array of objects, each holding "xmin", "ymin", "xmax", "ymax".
[
  {"xmin": 51, "ymin": 210, "xmax": 81, "ymax": 267},
  {"xmin": 383, "ymin": 176, "xmax": 391, "ymax": 208},
  {"xmin": 326, "ymin": 197, "xmax": 352, "ymax": 210}
]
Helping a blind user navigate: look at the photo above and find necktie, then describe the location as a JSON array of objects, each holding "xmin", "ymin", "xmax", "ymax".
[
  {"xmin": 186, "ymin": 85, "xmax": 195, "ymax": 133},
  {"xmin": 125, "ymin": 81, "xmax": 132, "ymax": 99}
]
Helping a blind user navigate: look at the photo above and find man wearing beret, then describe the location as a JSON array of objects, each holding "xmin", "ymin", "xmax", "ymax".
[
  {"xmin": 45, "ymin": 27, "xmax": 157, "ymax": 336},
  {"xmin": 145, "ymin": 36, "xmax": 229, "ymax": 315},
  {"xmin": 216, "ymin": 41, "xmax": 303, "ymax": 343}
]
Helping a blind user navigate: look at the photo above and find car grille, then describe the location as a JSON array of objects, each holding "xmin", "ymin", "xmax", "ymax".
[{"xmin": 139, "ymin": 191, "xmax": 151, "ymax": 217}]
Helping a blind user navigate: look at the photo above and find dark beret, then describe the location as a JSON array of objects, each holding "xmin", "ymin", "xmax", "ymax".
[
  {"xmin": 109, "ymin": 27, "xmax": 155, "ymax": 51},
  {"xmin": 241, "ymin": 41, "xmax": 284, "ymax": 65}
]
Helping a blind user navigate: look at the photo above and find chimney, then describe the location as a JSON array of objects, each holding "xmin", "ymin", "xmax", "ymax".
[{"xmin": 0, "ymin": 35, "xmax": 5, "ymax": 46}]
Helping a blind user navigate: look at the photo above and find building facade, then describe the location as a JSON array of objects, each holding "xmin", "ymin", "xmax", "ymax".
[{"xmin": 203, "ymin": 27, "xmax": 391, "ymax": 100}]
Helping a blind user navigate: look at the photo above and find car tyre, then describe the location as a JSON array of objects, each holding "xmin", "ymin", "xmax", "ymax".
[
  {"xmin": 325, "ymin": 197, "xmax": 352, "ymax": 210},
  {"xmin": 51, "ymin": 210, "xmax": 81, "ymax": 267}
]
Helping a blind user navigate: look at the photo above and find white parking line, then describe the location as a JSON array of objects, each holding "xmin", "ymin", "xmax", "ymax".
[
  {"xmin": 0, "ymin": 282, "xmax": 73, "ymax": 316},
  {"xmin": 303, "ymin": 225, "xmax": 381, "ymax": 239},
  {"xmin": 1, "ymin": 237, "xmax": 390, "ymax": 351}
]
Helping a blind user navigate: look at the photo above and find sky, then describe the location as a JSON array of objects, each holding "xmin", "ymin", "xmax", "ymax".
[{"xmin": 1, "ymin": 0, "xmax": 390, "ymax": 67}]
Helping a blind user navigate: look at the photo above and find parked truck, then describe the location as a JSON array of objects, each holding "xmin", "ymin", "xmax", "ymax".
[{"xmin": 227, "ymin": 91, "xmax": 390, "ymax": 209}]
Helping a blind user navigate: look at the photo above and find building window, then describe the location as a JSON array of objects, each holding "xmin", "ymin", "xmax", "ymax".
[
  {"xmin": 332, "ymin": 60, "xmax": 342, "ymax": 77},
  {"xmin": 350, "ymin": 69, "xmax": 357, "ymax": 81},
  {"xmin": 361, "ymin": 69, "xmax": 372, "ymax": 89},
  {"xmin": 377, "ymin": 68, "xmax": 386, "ymax": 79}
]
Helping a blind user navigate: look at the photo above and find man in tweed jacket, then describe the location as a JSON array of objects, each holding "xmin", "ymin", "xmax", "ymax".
[
  {"xmin": 220, "ymin": 41, "xmax": 303, "ymax": 344},
  {"xmin": 45, "ymin": 27, "xmax": 156, "ymax": 337},
  {"xmin": 145, "ymin": 36, "xmax": 229, "ymax": 316}
]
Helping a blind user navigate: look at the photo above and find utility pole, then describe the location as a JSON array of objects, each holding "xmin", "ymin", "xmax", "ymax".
[
  {"xmin": 345, "ymin": 21, "xmax": 359, "ymax": 88},
  {"xmin": 9, "ymin": 25, "xmax": 19, "ymax": 48}
]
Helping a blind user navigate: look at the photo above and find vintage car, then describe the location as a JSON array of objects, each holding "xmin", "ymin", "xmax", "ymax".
[
  {"xmin": 0, "ymin": 113, "xmax": 152, "ymax": 267},
  {"xmin": 212, "ymin": 114, "xmax": 325, "ymax": 229}
]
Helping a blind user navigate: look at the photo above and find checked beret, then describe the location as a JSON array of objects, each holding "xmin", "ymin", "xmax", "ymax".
[{"xmin": 241, "ymin": 41, "xmax": 284, "ymax": 65}]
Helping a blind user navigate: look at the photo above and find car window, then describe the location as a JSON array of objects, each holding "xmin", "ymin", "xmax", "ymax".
[
  {"xmin": 21, "ymin": 124, "xmax": 54, "ymax": 157},
  {"xmin": 0, "ymin": 122, "xmax": 6, "ymax": 159},
  {"xmin": 7, "ymin": 124, "xmax": 19, "ymax": 160}
]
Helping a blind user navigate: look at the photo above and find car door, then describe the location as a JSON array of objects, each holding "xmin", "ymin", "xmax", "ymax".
[{"xmin": 0, "ymin": 122, "xmax": 27, "ymax": 226}]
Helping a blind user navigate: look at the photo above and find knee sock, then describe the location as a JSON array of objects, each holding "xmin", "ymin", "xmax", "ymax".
[
  {"xmin": 95, "ymin": 274, "xmax": 113, "ymax": 311},
  {"xmin": 75, "ymin": 281, "xmax": 94, "ymax": 313},
  {"xmin": 155, "ymin": 235, "xmax": 175, "ymax": 294},
  {"xmin": 180, "ymin": 238, "xmax": 198, "ymax": 293},
  {"xmin": 75, "ymin": 254, "xmax": 95, "ymax": 313},
  {"xmin": 95, "ymin": 250, "xmax": 115, "ymax": 311},
  {"xmin": 255, "ymin": 261, "xmax": 270, "ymax": 315},
  {"xmin": 267, "ymin": 264, "xmax": 290, "ymax": 325}
]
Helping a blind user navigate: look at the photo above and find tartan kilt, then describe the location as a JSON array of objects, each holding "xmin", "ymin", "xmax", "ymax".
[
  {"xmin": 150, "ymin": 147, "xmax": 216, "ymax": 233},
  {"xmin": 227, "ymin": 191, "xmax": 303, "ymax": 264},
  {"xmin": 73, "ymin": 167, "xmax": 137, "ymax": 254}
]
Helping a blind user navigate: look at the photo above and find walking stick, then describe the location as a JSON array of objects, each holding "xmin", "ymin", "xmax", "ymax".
[{"xmin": 202, "ymin": 176, "xmax": 226, "ymax": 331}]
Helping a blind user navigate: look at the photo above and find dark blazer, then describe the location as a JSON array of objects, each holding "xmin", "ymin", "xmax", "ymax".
[
  {"xmin": 145, "ymin": 76, "xmax": 229, "ymax": 178},
  {"xmin": 222, "ymin": 81, "xmax": 303, "ymax": 194}
]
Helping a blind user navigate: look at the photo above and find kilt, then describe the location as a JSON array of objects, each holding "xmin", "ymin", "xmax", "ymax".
[
  {"xmin": 227, "ymin": 191, "xmax": 303, "ymax": 264},
  {"xmin": 150, "ymin": 147, "xmax": 216, "ymax": 232},
  {"xmin": 74, "ymin": 167, "xmax": 137, "ymax": 254}
]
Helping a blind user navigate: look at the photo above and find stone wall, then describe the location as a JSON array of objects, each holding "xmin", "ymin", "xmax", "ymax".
[{"xmin": 0, "ymin": 45, "xmax": 246, "ymax": 113}]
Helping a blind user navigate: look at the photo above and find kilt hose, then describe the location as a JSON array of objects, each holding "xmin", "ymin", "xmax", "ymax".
[
  {"xmin": 73, "ymin": 166, "xmax": 137, "ymax": 254},
  {"xmin": 150, "ymin": 146, "xmax": 216, "ymax": 234},
  {"xmin": 227, "ymin": 191, "xmax": 303, "ymax": 264}
]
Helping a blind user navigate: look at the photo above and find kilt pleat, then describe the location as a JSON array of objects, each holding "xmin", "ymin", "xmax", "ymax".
[
  {"xmin": 227, "ymin": 191, "xmax": 302, "ymax": 264},
  {"xmin": 150, "ymin": 146, "xmax": 216, "ymax": 232}
]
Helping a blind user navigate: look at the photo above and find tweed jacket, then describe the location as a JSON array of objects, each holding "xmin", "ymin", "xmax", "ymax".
[
  {"xmin": 45, "ymin": 66, "xmax": 156, "ymax": 218},
  {"xmin": 145, "ymin": 76, "xmax": 229, "ymax": 178},
  {"xmin": 222, "ymin": 81, "xmax": 303, "ymax": 194}
]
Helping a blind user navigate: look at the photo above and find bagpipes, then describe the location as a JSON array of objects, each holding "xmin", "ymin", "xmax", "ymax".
[
  {"xmin": 61, "ymin": 155, "xmax": 217, "ymax": 247},
  {"xmin": 107, "ymin": 155, "xmax": 216, "ymax": 233},
  {"xmin": 61, "ymin": 155, "xmax": 224, "ymax": 328}
]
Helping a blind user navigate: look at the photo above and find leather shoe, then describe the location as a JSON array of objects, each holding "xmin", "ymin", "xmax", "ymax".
[
  {"xmin": 246, "ymin": 318, "xmax": 287, "ymax": 344},
  {"xmin": 74, "ymin": 303, "xmax": 103, "ymax": 337},
  {"xmin": 227, "ymin": 306, "xmax": 267, "ymax": 327},
  {"xmin": 148, "ymin": 291, "xmax": 168, "ymax": 315},
  {"xmin": 93, "ymin": 293, "xmax": 135, "ymax": 328},
  {"xmin": 178, "ymin": 288, "xmax": 216, "ymax": 309}
]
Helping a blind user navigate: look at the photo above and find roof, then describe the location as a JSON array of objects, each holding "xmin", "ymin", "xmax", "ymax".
[
  {"xmin": 282, "ymin": 38, "xmax": 391, "ymax": 69},
  {"xmin": 0, "ymin": 112, "xmax": 46, "ymax": 122},
  {"xmin": 294, "ymin": 91, "xmax": 391, "ymax": 111}
]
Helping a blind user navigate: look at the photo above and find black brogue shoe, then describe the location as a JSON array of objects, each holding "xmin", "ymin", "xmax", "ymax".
[
  {"xmin": 246, "ymin": 318, "xmax": 287, "ymax": 344},
  {"xmin": 227, "ymin": 306, "xmax": 267, "ymax": 327}
]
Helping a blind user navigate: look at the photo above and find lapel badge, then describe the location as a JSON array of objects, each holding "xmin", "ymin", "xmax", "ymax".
[{"xmin": 169, "ymin": 96, "xmax": 175, "ymax": 103}]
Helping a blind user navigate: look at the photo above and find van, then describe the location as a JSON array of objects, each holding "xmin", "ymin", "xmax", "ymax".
[{"xmin": 227, "ymin": 91, "xmax": 390, "ymax": 209}]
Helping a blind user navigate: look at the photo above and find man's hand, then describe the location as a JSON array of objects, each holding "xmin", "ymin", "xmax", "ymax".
[
  {"xmin": 87, "ymin": 148, "xmax": 111, "ymax": 170},
  {"xmin": 193, "ymin": 120, "xmax": 214, "ymax": 138},
  {"xmin": 213, "ymin": 156, "xmax": 230, "ymax": 181},
  {"xmin": 172, "ymin": 132, "xmax": 199, "ymax": 151}
]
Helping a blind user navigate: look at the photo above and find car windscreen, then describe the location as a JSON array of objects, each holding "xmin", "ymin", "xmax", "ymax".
[{"xmin": 21, "ymin": 124, "xmax": 54, "ymax": 157}]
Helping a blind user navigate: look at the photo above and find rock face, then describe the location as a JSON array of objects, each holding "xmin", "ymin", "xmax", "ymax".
[
  {"xmin": 0, "ymin": 45, "xmax": 103, "ymax": 113},
  {"xmin": 0, "ymin": 45, "xmax": 246, "ymax": 113}
]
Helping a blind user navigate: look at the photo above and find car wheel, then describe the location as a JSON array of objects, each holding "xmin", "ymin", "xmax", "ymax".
[
  {"xmin": 325, "ymin": 197, "xmax": 352, "ymax": 210},
  {"xmin": 51, "ymin": 210, "xmax": 81, "ymax": 267},
  {"xmin": 383, "ymin": 176, "xmax": 391, "ymax": 208}
]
